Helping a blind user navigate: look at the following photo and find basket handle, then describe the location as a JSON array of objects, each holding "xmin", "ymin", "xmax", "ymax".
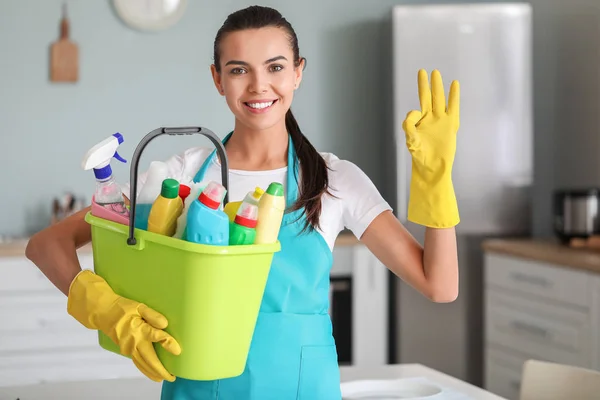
[{"xmin": 126, "ymin": 127, "xmax": 229, "ymax": 246}]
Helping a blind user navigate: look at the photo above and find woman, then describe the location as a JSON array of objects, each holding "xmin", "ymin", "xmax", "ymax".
[{"xmin": 25, "ymin": 5, "xmax": 460, "ymax": 400}]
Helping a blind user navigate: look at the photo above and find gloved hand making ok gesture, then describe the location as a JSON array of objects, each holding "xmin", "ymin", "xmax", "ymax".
[{"xmin": 402, "ymin": 69, "xmax": 460, "ymax": 228}]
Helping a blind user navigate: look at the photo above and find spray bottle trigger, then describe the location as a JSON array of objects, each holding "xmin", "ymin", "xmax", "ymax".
[{"xmin": 114, "ymin": 151, "xmax": 127, "ymax": 164}]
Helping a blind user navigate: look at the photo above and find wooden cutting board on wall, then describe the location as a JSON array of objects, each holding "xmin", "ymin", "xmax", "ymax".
[{"xmin": 50, "ymin": 4, "xmax": 78, "ymax": 83}]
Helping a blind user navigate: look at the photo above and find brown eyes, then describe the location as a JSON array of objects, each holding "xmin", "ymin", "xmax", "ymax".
[{"xmin": 229, "ymin": 64, "xmax": 284, "ymax": 75}]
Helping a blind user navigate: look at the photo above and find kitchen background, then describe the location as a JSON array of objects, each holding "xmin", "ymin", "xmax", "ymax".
[
  {"xmin": 7, "ymin": 0, "xmax": 596, "ymax": 239},
  {"xmin": 2, "ymin": 0, "xmax": 600, "ymax": 399}
]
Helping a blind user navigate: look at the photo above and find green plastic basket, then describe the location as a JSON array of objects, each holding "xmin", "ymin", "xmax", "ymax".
[{"xmin": 85, "ymin": 127, "xmax": 280, "ymax": 381}]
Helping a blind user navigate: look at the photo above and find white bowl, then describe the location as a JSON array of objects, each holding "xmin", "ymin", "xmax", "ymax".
[{"xmin": 341, "ymin": 378, "xmax": 443, "ymax": 399}]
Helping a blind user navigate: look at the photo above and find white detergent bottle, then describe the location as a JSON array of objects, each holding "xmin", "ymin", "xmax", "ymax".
[
  {"xmin": 173, "ymin": 180, "xmax": 208, "ymax": 240},
  {"xmin": 81, "ymin": 132, "xmax": 129, "ymax": 225},
  {"xmin": 135, "ymin": 161, "xmax": 169, "ymax": 230}
]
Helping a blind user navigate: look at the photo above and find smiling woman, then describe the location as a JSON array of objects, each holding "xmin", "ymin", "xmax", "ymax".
[{"xmin": 25, "ymin": 4, "xmax": 462, "ymax": 400}]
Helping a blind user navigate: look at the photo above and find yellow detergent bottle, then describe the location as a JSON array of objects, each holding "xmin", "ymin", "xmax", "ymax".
[
  {"xmin": 147, "ymin": 178, "xmax": 183, "ymax": 237},
  {"xmin": 254, "ymin": 182, "xmax": 285, "ymax": 244},
  {"xmin": 224, "ymin": 186, "xmax": 264, "ymax": 222}
]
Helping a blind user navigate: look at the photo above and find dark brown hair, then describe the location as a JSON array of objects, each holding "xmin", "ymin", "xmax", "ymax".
[{"xmin": 213, "ymin": 6, "xmax": 330, "ymax": 233}]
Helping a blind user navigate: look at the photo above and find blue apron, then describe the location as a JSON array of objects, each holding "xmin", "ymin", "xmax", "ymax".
[{"xmin": 160, "ymin": 133, "xmax": 342, "ymax": 400}]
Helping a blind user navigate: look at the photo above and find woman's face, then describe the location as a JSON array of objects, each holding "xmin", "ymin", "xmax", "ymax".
[{"xmin": 211, "ymin": 27, "xmax": 304, "ymax": 132}]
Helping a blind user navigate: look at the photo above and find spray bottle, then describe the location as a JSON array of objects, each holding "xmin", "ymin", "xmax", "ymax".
[{"xmin": 81, "ymin": 133, "xmax": 129, "ymax": 225}]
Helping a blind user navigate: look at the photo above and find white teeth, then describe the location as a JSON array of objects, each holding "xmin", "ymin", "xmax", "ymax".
[{"xmin": 247, "ymin": 101, "xmax": 274, "ymax": 109}]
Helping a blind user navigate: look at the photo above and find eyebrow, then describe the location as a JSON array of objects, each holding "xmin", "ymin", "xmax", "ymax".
[{"xmin": 225, "ymin": 55, "xmax": 288, "ymax": 67}]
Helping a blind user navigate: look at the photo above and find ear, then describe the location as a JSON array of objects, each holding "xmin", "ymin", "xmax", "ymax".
[
  {"xmin": 294, "ymin": 57, "xmax": 306, "ymax": 90},
  {"xmin": 210, "ymin": 64, "xmax": 225, "ymax": 95}
]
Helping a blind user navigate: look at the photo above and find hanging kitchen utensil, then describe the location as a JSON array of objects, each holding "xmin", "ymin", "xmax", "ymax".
[{"xmin": 50, "ymin": 3, "xmax": 78, "ymax": 83}]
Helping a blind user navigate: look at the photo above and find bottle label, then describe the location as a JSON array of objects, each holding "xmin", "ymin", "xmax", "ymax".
[{"xmin": 101, "ymin": 202, "xmax": 130, "ymax": 218}]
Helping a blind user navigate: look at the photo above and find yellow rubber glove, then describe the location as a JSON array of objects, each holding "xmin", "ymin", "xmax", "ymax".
[
  {"xmin": 67, "ymin": 270, "xmax": 181, "ymax": 382},
  {"xmin": 402, "ymin": 69, "xmax": 460, "ymax": 228}
]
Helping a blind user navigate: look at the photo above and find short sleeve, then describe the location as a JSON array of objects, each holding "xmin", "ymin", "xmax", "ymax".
[
  {"xmin": 121, "ymin": 147, "xmax": 211, "ymax": 200},
  {"xmin": 327, "ymin": 156, "xmax": 393, "ymax": 239}
]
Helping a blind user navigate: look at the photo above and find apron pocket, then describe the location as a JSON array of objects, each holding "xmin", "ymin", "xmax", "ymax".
[{"xmin": 297, "ymin": 345, "xmax": 341, "ymax": 400}]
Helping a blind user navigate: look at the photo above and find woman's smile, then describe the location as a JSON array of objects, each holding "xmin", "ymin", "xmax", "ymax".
[{"xmin": 243, "ymin": 99, "xmax": 278, "ymax": 114}]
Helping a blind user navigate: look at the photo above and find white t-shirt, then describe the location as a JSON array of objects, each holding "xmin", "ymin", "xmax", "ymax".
[{"xmin": 123, "ymin": 147, "xmax": 392, "ymax": 251}]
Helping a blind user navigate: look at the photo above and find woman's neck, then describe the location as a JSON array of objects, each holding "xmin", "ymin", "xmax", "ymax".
[{"xmin": 225, "ymin": 120, "xmax": 288, "ymax": 171}]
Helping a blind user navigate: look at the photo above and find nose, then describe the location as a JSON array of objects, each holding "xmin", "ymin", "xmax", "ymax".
[{"xmin": 248, "ymin": 71, "xmax": 269, "ymax": 94}]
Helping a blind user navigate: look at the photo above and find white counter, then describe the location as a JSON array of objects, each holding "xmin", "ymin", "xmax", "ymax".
[{"xmin": 0, "ymin": 364, "xmax": 506, "ymax": 399}]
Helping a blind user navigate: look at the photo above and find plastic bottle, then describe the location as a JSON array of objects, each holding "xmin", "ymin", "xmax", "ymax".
[
  {"xmin": 81, "ymin": 133, "xmax": 129, "ymax": 225},
  {"xmin": 173, "ymin": 180, "xmax": 208, "ymax": 240},
  {"xmin": 229, "ymin": 200, "xmax": 258, "ymax": 245},
  {"xmin": 177, "ymin": 175, "xmax": 193, "ymax": 205},
  {"xmin": 254, "ymin": 182, "xmax": 285, "ymax": 244},
  {"xmin": 135, "ymin": 161, "xmax": 169, "ymax": 230},
  {"xmin": 179, "ymin": 184, "xmax": 191, "ymax": 204},
  {"xmin": 185, "ymin": 181, "xmax": 229, "ymax": 246},
  {"xmin": 147, "ymin": 178, "xmax": 183, "ymax": 237},
  {"xmin": 224, "ymin": 187, "xmax": 264, "ymax": 222}
]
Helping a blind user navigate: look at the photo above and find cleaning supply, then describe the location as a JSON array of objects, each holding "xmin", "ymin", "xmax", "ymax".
[
  {"xmin": 173, "ymin": 180, "xmax": 208, "ymax": 240},
  {"xmin": 179, "ymin": 184, "xmax": 191, "ymax": 204},
  {"xmin": 229, "ymin": 200, "xmax": 258, "ymax": 245},
  {"xmin": 177, "ymin": 175, "xmax": 193, "ymax": 205},
  {"xmin": 135, "ymin": 161, "xmax": 169, "ymax": 230},
  {"xmin": 67, "ymin": 270, "xmax": 181, "ymax": 382},
  {"xmin": 81, "ymin": 132, "xmax": 129, "ymax": 225},
  {"xmin": 224, "ymin": 203, "xmax": 241, "ymax": 222},
  {"xmin": 186, "ymin": 181, "xmax": 229, "ymax": 246},
  {"xmin": 84, "ymin": 126, "xmax": 283, "ymax": 382},
  {"xmin": 224, "ymin": 187, "xmax": 264, "ymax": 222},
  {"xmin": 147, "ymin": 178, "xmax": 183, "ymax": 237},
  {"xmin": 402, "ymin": 69, "xmax": 460, "ymax": 228},
  {"xmin": 254, "ymin": 182, "xmax": 285, "ymax": 244}
]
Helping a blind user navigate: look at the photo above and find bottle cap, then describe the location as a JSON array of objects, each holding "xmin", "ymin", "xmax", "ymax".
[
  {"xmin": 252, "ymin": 187, "xmax": 265, "ymax": 200},
  {"xmin": 161, "ymin": 178, "xmax": 180, "ymax": 199},
  {"xmin": 93, "ymin": 164, "xmax": 112, "ymax": 181},
  {"xmin": 266, "ymin": 182, "xmax": 284, "ymax": 197},
  {"xmin": 199, "ymin": 181, "xmax": 227, "ymax": 210},
  {"xmin": 179, "ymin": 184, "xmax": 191, "ymax": 202},
  {"xmin": 234, "ymin": 202, "xmax": 258, "ymax": 228}
]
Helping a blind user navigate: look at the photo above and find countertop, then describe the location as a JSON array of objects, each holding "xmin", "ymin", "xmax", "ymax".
[
  {"xmin": 482, "ymin": 238, "xmax": 600, "ymax": 274},
  {"xmin": 0, "ymin": 364, "xmax": 506, "ymax": 399},
  {"xmin": 0, "ymin": 233, "xmax": 360, "ymax": 258}
]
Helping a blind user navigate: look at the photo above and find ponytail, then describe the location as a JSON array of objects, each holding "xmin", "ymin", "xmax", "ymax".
[{"xmin": 286, "ymin": 109, "xmax": 331, "ymax": 233}]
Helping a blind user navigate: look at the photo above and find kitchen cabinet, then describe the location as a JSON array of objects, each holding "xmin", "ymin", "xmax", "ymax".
[
  {"xmin": 484, "ymin": 250, "xmax": 600, "ymax": 400},
  {"xmin": 0, "ymin": 235, "xmax": 387, "ymax": 387},
  {"xmin": 0, "ymin": 251, "xmax": 143, "ymax": 387}
]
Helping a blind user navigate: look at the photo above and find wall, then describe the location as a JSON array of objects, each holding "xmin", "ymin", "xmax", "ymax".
[{"xmin": 529, "ymin": 0, "xmax": 600, "ymax": 237}]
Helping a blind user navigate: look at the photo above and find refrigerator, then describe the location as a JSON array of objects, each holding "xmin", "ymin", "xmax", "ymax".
[{"xmin": 391, "ymin": 3, "xmax": 533, "ymax": 387}]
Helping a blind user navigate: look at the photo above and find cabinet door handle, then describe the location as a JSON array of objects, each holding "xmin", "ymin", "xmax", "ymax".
[
  {"xmin": 509, "ymin": 272, "xmax": 552, "ymax": 288},
  {"xmin": 510, "ymin": 320, "xmax": 549, "ymax": 338}
]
